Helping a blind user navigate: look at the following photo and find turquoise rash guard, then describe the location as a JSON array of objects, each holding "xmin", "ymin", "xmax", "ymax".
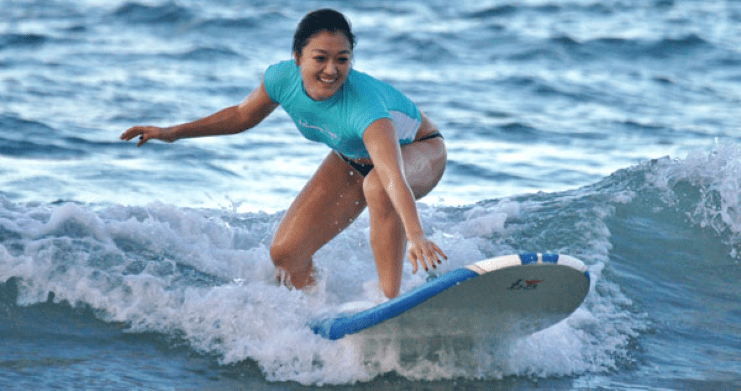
[{"xmin": 263, "ymin": 60, "xmax": 421, "ymax": 160}]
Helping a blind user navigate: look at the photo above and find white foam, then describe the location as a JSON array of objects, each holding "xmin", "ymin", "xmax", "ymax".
[
  {"xmin": 0, "ymin": 194, "xmax": 649, "ymax": 385},
  {"xmin": 645, "ymin": 144, "xmax": 741, "ymax": 258}
]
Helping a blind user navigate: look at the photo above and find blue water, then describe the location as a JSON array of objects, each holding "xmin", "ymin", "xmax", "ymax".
[{"xmin": 1, "ymin": 0, "xmax": 740, "ymax": 389}]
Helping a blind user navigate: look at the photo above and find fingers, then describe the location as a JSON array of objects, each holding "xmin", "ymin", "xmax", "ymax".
[
  {"xmin": 120, "ymin": 126, "xmax": 142, "ymax": 141},
  {"xmin": 120, "ymin": 126, "xmax": 156, "ymax": 147},
  {"xmin": 408, "ymin": 240, "xmax": 447, "ymax": 274}
]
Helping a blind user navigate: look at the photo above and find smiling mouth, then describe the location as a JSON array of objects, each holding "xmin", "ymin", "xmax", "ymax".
[{"xmin": 319, "ymin": 75, "xmax": 337, "ymax": 85}]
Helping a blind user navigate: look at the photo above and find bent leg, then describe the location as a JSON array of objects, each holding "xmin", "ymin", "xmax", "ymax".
[
  {"xmin": 270, "ymin": 152, "xmax": 367, "ymax": 288},
  {"xmin": 364, "ymin": 137, "xmax": 447, "ymax": 298}
]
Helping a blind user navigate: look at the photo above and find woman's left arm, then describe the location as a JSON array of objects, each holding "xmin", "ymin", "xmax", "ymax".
[{"xmin": 363, "ymin": 118, "xmax": 447, "ymax": 273}]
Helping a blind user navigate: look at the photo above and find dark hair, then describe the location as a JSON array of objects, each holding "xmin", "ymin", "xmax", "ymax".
[{"xmin": 292, "ymin": 9, "xmax": 355, "ymax": 55}]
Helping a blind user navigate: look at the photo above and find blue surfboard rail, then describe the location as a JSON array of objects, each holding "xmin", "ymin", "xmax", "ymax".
[
  {"xmin": 519, "ymin": 253, "xmax": 589, "ymax": 282},
  {"xmin": 312, "ymin": 268, "xmax": 479, "ymax": 340},
  {"xmin": 520, "ymin": 252, "xmax": 558, "ymax": 264}
]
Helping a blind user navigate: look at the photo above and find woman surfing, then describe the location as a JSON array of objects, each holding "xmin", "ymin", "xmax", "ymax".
[{"xmin": 120, "ymin": 9, "xmax": 447, "ymax": 298}]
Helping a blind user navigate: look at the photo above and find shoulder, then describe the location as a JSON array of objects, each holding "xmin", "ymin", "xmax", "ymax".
[
  {"xmin": 264, "ymin": 60, "xmax": 300, "ymax": 102},
  {"xmin": 346, "ymin": 69, "xmax": 412, "ymax": 104},
  {"xmin": 343, "ymin": 70, "xmax": 391, "ymax": 107},
  {"xmin": 265, "ymin": 60, "xmax": 298, "ymax": 77},
  {"xmin": 344, "ymin": 69, "xmax": 418, "ymax": 116},
  {"xmin": 346, "ymin": 69, "xmax": 386, "ymax": 94},
  {"xmin": 337, "ymin": 71, "xmax": 394, "ymax": 136},
  {"xmin": 344, "ymin": 69, "xmax": 421, "ymax": 139}
]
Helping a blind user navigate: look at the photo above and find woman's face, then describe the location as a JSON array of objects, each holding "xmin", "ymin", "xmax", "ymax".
[{"xmin": 295, "ymin": 30, "xmax": 352, "ymax": 101}]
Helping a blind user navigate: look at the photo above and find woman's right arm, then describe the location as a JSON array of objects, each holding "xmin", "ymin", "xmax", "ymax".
[{"xmin": 120, "ymin": 81, "xmax": 279, "ymax": 147}]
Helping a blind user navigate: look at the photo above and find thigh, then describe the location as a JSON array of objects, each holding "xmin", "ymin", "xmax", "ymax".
[
  {"xmin": 400, "ymin": 136, "xmax": 447, "ymax": 199},
  {"xmin": 272, "ymin": 151, "xmax": 367, "ymax": 257}
]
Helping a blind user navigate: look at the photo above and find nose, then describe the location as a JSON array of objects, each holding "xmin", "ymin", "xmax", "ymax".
[{"xmin": 323, "ymin": 61, "xmax": 337, "ymax": 75}]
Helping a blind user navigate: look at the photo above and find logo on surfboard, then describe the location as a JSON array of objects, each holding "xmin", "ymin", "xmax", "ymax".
[{"xmin": 508, "ymin": 278, "xmax": 544, "ymax": 290}]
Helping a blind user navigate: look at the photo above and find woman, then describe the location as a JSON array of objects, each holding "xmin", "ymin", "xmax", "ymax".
[{"xmin": 120, "ymin": 9, "xmax": 447, "ymax": 298}]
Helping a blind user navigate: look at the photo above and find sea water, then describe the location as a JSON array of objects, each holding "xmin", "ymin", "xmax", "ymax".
[{"xmin": 1, "ymin": 0, "xmax": 740, "ymax": 389}]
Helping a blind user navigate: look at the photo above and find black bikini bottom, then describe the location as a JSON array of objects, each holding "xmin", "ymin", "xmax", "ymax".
[{"xmin": 337, "ymin": 132, "xmax": 443, "ymax": 177}]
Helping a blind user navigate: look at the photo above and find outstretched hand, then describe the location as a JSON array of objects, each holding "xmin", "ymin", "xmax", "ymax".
[
  {"xmin": 407, "ymin": 235, "xmax": 448, "ymax": 274},
  {"xmin": 120, "ymin": 126, "xmax": 171, "ymax": 147}
]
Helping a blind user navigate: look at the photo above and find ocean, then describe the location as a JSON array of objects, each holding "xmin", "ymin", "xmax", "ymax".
[{"xmin": 1, "ymin": 0, "xmax": 740, "ymax": 389}]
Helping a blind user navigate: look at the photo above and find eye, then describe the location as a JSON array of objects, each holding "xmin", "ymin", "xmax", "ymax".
[
  {"xmin": 314, "ymin": 56, "xmax": 326, "ymax": 62},
  {"xmin": 337, "ymin": 57, "xmax": 349, "ymax": 64}
]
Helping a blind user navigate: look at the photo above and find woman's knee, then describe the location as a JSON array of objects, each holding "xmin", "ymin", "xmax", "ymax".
[
  {"xmin": 405, "ymin": 139, "xmax": 446, "ymax": 199},
  {"xmin": 270, "ymin": 237, "xmax": 307, "ymax": 270},
  {"xmin": 362, "ymin": 172, "xmax": 393, "ymax": 211},
  {"xmin": 270, "ymin": 240, "xmax": 315, "ymax": 288}
]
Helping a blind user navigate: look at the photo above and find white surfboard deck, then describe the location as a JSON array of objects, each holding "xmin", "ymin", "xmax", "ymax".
[{"xmin": 311, "ymin": 253, "xmax": 590, "ymax": 340}]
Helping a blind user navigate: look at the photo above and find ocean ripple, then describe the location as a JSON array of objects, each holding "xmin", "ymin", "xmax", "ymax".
[{"xmin": 112, "ymin": 2, "xmax": 194, "ymax": 25}]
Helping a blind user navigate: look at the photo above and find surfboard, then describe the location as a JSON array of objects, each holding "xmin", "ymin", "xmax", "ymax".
[{"xmin": 311, "ymin": 253, "xmax": 590, "ymax": 340}]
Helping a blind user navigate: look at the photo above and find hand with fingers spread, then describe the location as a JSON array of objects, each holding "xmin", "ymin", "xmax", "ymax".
[{"xmin": 407, "ymin": 234, "xmax": 448, "ymax": 274}]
